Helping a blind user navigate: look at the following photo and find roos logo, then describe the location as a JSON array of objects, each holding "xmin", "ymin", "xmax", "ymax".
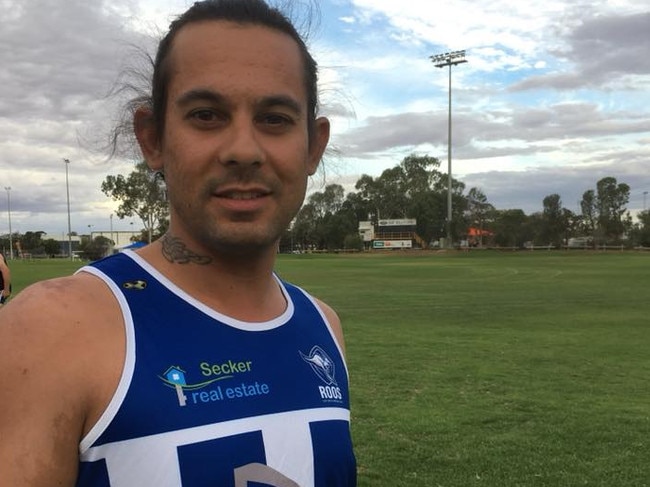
[
  {"xmin": 300, "ymin": 346, "xmax": 343, "ymax": 402},
  {"xmin": 300, "ymin": 346, "xmax": 337, "ymax": 386}
]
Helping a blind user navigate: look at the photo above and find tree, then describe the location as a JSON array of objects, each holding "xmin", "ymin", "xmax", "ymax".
[
  {"xmin": 343, "ymin": 233, "xmax": 363, "ymax": 251},
  {"xmin": 292, "ymin": 203, "xmax": 319, "ymax": 250},
  {"xmin": 400, "ymin": 154, "xmax": 441, "ymax": 196},
  {"xmin": 20, "ymin": 231, "xmax": 46, "ymax": 254},
  {"xmin": 465, "ymin": 187, "xmax": 495, "ymax": 246},
  {"xmin": 42, "ymin": 239, "xmax": 61, "ymax": 257},
  {"xmin": 409, "ymin": 190, "xmax": 446, "ymax": 245},
  {"xmin": 492, "ymin": 209, "xmax": 533, "ymax": 248},
  {"xmin": 630, "ymin": 210, "xmax": 650, "ymax": 247},
  {"xmin": 292, "ymin": 184, "xmax": 359, "ymax": 250},
  {"xmin": 101, "ymin": 161, "xmax": 169, "ymax": 243},
  {"xmin": 580, "ymin": 189, "xmax": 597, "ymax": 244},
  {"xmin": 353, "ymin": 154, "xmax": 463, "ymax": 244},
  {"xmin": 595, "ymin": 177, "xmax": 630, "ymax": 242},
  {"xmin": 355, "ymin": 168, "xmax": 409, "ymax": 220},
  {"xmin": 540, "ymin": 193, "xmax": 564, "ymax": 247},
  {"xmin": 309, "ymin": 184, "xmax": 345, "ymax": 219},
  {"xmin": 561, "ymin": 208, "xmax": 580, "ymax": 247},
  {"xmin": 80, "ymin": 236, "xmax": 113, "ymax": 261}
]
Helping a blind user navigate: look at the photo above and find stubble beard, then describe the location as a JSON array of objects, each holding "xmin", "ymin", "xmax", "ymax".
[
  {"xmin": 167, "ymin": 169, "xmax": 306, "ymax": 260},
  {"xmin": 173, "ymin": 192, "xmax": 300, "ymax": 260},
  {"xmin": 198, "ymin": 216, "xmax": 286, "ymax": 258}
]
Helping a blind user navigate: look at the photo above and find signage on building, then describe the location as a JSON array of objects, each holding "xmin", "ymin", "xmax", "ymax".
[{"xmin": 372, "ymin": 240, "xmax": 413, "ymax": 249}]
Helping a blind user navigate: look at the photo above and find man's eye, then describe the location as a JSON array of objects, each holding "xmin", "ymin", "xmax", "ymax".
[
  {"xmin": 189, "ymin": 109, "xmax": 221, "ymax": 122},
  {"xmin": 260, "ymin": 113, "xmax": 293, "ymax": 126}
]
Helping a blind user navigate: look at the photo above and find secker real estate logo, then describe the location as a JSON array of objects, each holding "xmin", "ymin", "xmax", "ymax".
[
  {"xmin": 300, "ymin": 345, "xmax": 343, "ymax": 403},
  {"xmin": 160, "ymin": 359, "xmax": 270, "ymax": 407}
]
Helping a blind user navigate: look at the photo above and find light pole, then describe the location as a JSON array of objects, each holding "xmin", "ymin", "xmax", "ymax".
[
  {"xmin": 644, "ymin": 191, "xmax": 648, "ymax": 211},
  {"xmin": 4, "ymin": 187, "xmax": 12, "ymax": 260},
  {"xmin": 430, "ymin": 49, "xmax": 468, "ymax": 248},
  {"xmin": 63, "ymin": 158, "xmax": 73, "ymax": 260}
]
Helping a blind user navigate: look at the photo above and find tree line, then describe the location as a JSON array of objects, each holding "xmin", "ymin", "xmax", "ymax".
[
  {"xmin": 3, "ymin": 155, "xmax": 649, "ymax": 258},
  {"xmin": 287, "ymin": 154, "xmax": 648, "ymax": 250}
]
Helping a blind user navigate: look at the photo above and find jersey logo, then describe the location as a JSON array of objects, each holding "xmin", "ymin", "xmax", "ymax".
[
  {"xmin": 300, "ymin": 346, "xmax": 343, "ymax": 403},
  {"xmin": 300, "ymin": 345, "xmax": 337, "ymax": 386},
  {"xmin": 160, "ymin": 360, "xmax": 270, "ymax": 407},
  {"xmin": 122, "ymin": 279, "xmax": 147, "ymax": 290}
]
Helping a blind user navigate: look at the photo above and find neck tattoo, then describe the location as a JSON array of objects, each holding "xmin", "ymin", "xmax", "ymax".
[{"xmin": 161, "ymin": 234, "xmax": 212, "ymax": 265}]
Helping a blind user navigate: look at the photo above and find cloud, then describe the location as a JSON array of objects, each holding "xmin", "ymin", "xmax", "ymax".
[
  {"xmin": 511, "ymin": 12, "xmax": 650, "ymax": 91},
  {"xmin": 1, "ymin": 0, "xmax": 649, "ymax": 236},
  {"xmin": 462, "ymin": 161, "xmax": 650, "ymax": 214},
  {"xmin": 0, "ymin": 0, "xmax": 154, "ymax": 233}
]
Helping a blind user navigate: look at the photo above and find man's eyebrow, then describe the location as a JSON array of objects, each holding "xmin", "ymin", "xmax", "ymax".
[
  {"xmin": 257, "ymin": 95, "xmax": 303, "ymax": 115},
  {"xmin": 175, "ymin": 89, "xmax": 303, "ymax": 115},
  {"xmin": 175, "ymin": 89, "xmax": 227, "ymax": 107}
]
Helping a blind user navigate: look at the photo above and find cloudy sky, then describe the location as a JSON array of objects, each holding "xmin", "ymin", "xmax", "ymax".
[{"xmin": 1, "ymin": 0, "xmax": 649, "ymax": 237}]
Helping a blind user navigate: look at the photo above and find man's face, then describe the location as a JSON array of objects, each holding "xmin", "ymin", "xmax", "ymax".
[{"xmin": 147, "ymin": 20, "xmax": 328, "ymax": 256}]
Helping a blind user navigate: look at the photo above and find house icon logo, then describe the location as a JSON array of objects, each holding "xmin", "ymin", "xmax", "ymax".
[{"xmin": 163, "ymin": 366, "xmax": 188, "ymax": 406}]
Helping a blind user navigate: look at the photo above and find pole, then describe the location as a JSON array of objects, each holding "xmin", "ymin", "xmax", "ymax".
[
  {"xmin": 430, "ymin": 50, "xmax": 468, "ymax": 249},
  {"xmin": 446, "ymin": 63, "xmax": 452, "ymax": 247},
  {"xmin": 4, "ymin": 187, "xmax": 12, "ymax": 260},
  {"xmin": 644, "ymin": 191, "xmax": 648, "ymax": 211},
  {"xmin": 63, "ymin": 158, "xmax": 73, "ymax": 260}
]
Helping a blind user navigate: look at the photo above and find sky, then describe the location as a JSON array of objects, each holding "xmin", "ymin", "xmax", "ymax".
[{"xmin": 1, "ymin": 0, "xmax": 649, "ymax": 237}]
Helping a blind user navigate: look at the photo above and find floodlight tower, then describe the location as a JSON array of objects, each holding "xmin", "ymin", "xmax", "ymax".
[
  {"xmin": 63, "ymin": 158, "xmax": 73, "ymax": 260},
  {"xmin": 430, "ymin": 50, "xmax": 467, "ymax": 248},
  {"xmin": 4, "ymin": 187, "xmax": 13, "ymax": 260}
]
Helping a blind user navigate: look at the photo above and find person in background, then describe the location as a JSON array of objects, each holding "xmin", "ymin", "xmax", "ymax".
[{"xmin": 0, "ymin": 1, "xmax": 357, "ymax": 486}]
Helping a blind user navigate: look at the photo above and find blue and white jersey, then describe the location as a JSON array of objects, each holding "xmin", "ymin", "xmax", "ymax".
[{"xmin": 75, "ymin": 250, "xmax": 356, "ymax": 487}]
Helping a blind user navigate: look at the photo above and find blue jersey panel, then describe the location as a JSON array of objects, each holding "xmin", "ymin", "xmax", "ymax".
[
  {"xmin": 178, "ymin": 431, "xmax": 266, "ymax": 486},
  {"xmin": 76, "ymin": 460, "xmax": 110, "ymax": 487}
]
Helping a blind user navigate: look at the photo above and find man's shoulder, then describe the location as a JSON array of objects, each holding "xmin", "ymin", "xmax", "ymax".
[
  {"xmin": 21, "ymin": 271, "xmax": 105, "ymax": 298},
  {"xmin": 1, "ymin": 272, "xmax": 118, "ymax": 331},
  {"xmin": 0, "ymin": 272, "xmax": 123, "ymax": 385}
]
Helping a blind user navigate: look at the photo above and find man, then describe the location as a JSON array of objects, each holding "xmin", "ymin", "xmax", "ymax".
[
  {"xmin": 0, "ymin": 1, "xmax": 356, "ymax": 486},
  {"xmin": 0, "ymin": 251, "xmax": 10, "ymax": 306}
]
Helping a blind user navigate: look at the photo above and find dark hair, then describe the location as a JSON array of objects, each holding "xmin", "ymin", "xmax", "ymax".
[{"xmin": 150, "ymin": 0, "xmax": 319, "ymax": 139}]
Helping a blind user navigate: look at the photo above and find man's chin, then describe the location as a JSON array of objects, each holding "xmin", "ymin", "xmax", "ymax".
[{"xmin": 199, "ymin": 228, "xmax": 281, "ymax": 257}]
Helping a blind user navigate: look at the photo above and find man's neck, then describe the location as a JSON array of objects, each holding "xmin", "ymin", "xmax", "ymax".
[{"xmin": 135, "ymin": 236, "xmax": 285, "ymax": 322}]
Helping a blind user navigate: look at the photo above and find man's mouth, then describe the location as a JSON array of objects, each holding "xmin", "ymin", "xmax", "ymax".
[{"xmin": 220, "ymin": 191, "xmax": 266, "ymax": 200}]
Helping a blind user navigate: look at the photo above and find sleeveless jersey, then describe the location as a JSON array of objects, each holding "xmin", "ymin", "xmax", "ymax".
[{"xmin": 75, "ymin": 250, "xmax": 356, "ymax": 487}]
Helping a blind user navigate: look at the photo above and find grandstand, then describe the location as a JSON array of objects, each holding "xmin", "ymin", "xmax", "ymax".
[{"xmin": 359, "ymin": 218, "xmax": 427, "ymax": 249}]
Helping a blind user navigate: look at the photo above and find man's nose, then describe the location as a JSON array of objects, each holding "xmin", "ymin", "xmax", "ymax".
[{"xmin": 219, "ymin": 118, "xmax": 264, "ymax": 167}]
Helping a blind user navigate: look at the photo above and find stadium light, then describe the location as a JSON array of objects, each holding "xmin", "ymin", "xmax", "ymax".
[
  {"xmin": 63, "ymin": 158, "xmax": 73, "ymax": 260},
  {"xmin": 4, "ymin": 187, "xmax": 12, "ymax": 260},
  {"xmin": 430, "ymin": 50, "xmax": 468, "ymax": 248}
]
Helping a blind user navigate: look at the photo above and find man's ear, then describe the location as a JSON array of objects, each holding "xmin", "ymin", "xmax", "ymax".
[
  {"xmin": 134, "ymin": 107, "xmax": 163, "ymax": 170},
  {"xmin": 307, "ymin": 116, "xmax": 330, "ymax": 176}
]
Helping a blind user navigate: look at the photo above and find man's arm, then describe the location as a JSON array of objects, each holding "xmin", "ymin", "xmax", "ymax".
[
  {"xmin": 0, "ymin": 274, "xmax": 124, "ymax": 486},
  {"xmin": 314, "ymin": 298, "xmax": 347, "ymax": 358},
  {"xmin": 0, "ymin": 256, "xmax": 11, "ymax": 299}
]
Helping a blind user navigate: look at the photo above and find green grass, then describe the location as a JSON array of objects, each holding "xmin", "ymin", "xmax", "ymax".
[
  {"xmin": 8, "ymin": 258, "xmax": 86, "ymax": 295},
  {"xmin": 7, "ymin": 251, "xmax": 650, "ymax": 486},
  {"xmin": 274, "ymin": 251, "xmax": 649, "ymax": 486}
]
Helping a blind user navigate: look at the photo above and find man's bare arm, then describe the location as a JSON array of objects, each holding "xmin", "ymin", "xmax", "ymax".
[{"xmin": 0, "ymin": 275, "xmax": 124, "ymax": 486}]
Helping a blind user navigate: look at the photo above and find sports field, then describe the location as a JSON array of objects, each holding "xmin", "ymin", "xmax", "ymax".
[{"xmin": 7, "ymin": 251, "xmax": 650, "ymax": 486}]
